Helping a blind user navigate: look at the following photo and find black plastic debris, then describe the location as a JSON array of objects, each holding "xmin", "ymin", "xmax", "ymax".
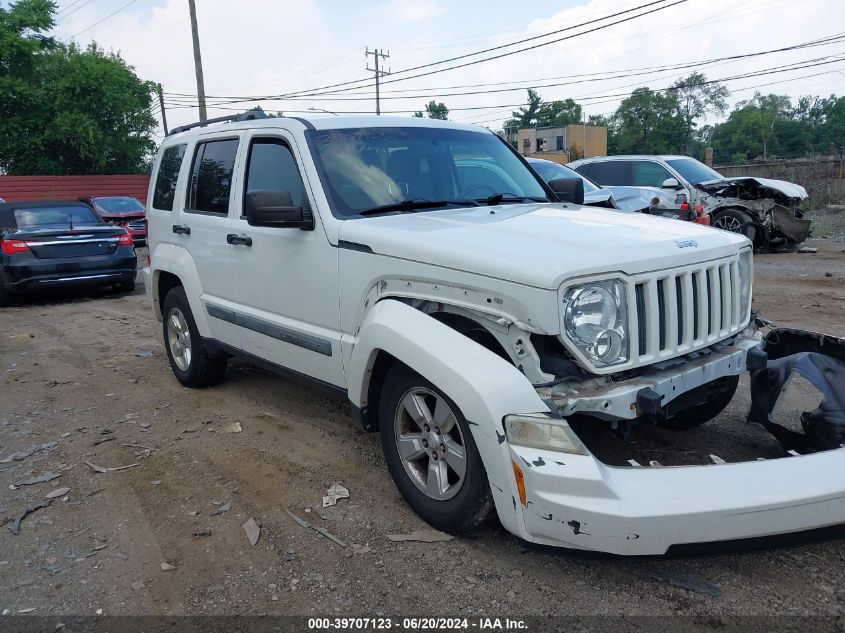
[{"xmin": 749, "ymin": 328, "xmax": 845, "ymax": 452}]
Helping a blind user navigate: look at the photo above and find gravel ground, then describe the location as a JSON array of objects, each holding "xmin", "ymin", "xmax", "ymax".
[{"xmin": 0, "ymin": 240, "xmax": 843, "ymax": 627}]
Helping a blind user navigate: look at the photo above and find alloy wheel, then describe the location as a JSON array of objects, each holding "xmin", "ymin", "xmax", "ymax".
[
  {"xmin": 166, "ymin": 307, "xmax": 192, "ymax": 371},
  {"xmin": 713, "ymin": 214, "xmax": 743, "ymax": 233},
  {"xmin": 393, "ymin": 387, "xmax": 467, "ymax": 501}
]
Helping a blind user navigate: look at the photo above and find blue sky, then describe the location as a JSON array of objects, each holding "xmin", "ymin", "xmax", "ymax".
[{"xmin": 47, "ymin": 0, "xmax": 845, "ymax": 135}]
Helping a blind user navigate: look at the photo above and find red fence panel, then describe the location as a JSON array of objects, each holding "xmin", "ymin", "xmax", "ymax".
[{"xmin": 0, "ymin": 175, "xmax": 151, "ymax": 205}]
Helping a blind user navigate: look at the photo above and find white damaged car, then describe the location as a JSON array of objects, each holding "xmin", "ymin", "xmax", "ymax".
[{"xmin": 144, "ymin": 113, "xmax": 845, "ymax": 555}]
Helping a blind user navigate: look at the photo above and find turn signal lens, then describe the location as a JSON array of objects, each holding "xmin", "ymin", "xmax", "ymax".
[
  {"xmin": 1, "ymin": 239, "xmax": 30, "ymax": 255},
  {"xmin": 512, "ymin": 460, "xmax": 527, "ymax": 508}
]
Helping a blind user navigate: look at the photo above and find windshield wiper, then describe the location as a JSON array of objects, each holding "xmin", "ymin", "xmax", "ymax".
[
  {"xmin": 480, "ymin": 193, "xmax": 548, "ymax": 206},
  {"xmin": 358, "ymin": 198, "xmax": 479, "ymax": 216}
]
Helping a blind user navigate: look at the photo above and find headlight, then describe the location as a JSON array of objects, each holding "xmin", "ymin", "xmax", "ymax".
[
  {"xmin": 737, "ymin": 250, "xmax": 752, "ymax": 320},
  {"xmin": 562, "ymin": 280, "xmax": 628, "ymax": 367},
  {"xmin": 504, "ymin": 414, "xmax": 588, "ymax": 455}
]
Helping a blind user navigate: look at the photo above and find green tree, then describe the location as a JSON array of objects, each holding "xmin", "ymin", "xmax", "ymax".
[
  {"xmin": 506, "ymin": 88, "xmax": 543, "ymax": 129},
  {"xmin": 536, "ymin": 98, "xmax": 582, "ymax": 127},
  {"xmin": 0, "ymin": 0, "xmax": 157, "ymax": 175},
  {"xmin": 669, "ymin": 72, "xmax": 729, "ymax": 153},
  {"xmin": 420, "ymin": 100, "xmax": 448, "ymax": 120},
  {"xmin": 710, "ymin": 93, "xmax": 801, "ymax": 162},
  {"xmin": 611, "ymin": 87, "xmax": 686, "ymax": 154}
]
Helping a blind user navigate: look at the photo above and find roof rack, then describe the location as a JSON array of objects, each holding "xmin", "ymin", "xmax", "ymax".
[{"xmin": 167, "ymin": 110, "xmax": 269, "ymax": 136}]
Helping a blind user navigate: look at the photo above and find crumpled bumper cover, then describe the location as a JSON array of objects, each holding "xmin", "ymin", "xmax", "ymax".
[{"xmin": 513, "ymin": 444, "xmax": 845, "ymax": 555}]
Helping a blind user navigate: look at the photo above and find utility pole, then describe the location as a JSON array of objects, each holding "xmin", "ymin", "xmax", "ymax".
[
  {"xmin": 157, "ymin": 83, "xmax": 168, "ymax": 135},
  {"xmin": 365, "ymin": 47, "xmax": 390, "ymax": 115},
  {"xmin": 187, "ymin": 0, "xmax": 207, "ymax": 122}
]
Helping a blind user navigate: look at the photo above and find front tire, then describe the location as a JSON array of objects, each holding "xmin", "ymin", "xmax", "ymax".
[
  {"xmin": 656, "ymin": 375, "xmax": 739, "ymax": 431},
  {"xmin": 161, "ymin": 286, "xmax": 227, "ymax": 387},
  {"xmin": 379, "ymin": 364, "xmax": 493, "ymax": 533},
  {"xmin": 712, "ymin": 208, "xmax": 757, "ymax": 242}
]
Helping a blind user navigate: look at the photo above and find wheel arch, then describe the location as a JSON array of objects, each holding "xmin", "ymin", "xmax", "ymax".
[
  {"xmin": 147, "ymin": 243, "xmax": 211, "ymax": 336},
  {"xmin": 348, "ymin": 299, "xmax": 548, "ymax": 541}
]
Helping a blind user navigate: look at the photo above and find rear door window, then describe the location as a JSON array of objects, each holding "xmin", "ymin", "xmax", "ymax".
[
  {"xmin": 631, "ymin": 161, "xmax": 673, "ymax": 187},
  {"xmin": 152, "ymin": 144, "xmax": 187, "ymax": 211},
  {"xmin": 585, "ymin": 161, "xmax": 630, "ymax": 186},
  {"xmin": 187, "ymin": 138, "xmax": 240, "ymax": 215}
]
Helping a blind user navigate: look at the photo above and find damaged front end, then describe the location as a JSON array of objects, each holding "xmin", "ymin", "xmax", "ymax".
[
  {"xmin": 697, "ymin": 177, "xmax": 811, "ymax": 248},
  {"xmin": 511, "ymin": 326, "xmax": 845, "ymax": 555}
]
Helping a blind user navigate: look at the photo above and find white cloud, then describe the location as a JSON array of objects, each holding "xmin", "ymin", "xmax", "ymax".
[
  {"xmin": 51, "ymin": 0, "xmax": 845, "ymax": 133},
  {"xmin": 369, "ymin": 0, "xmax": 447, "ymax": 22}
]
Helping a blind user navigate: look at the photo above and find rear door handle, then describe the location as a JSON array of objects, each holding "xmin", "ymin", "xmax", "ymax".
[
  {"xmin": 172, "ymin": 224, "xmax": 191, "ymax": 235},
  {"xmin": 226, "ymin": 233, "xmax": 252, "ymax": 246}
]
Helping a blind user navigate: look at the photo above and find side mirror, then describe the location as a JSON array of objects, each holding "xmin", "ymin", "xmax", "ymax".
[
  {"xmin": 244, "ymin": 190, "xmax": 314, "ymax": 230},
  {"xmin": 661, "ymin": 177, "xmax": 680, "ymax": 189},
  {"xmin": 548, "ymin": 177, "xmax": 585, "ymax": 205}
]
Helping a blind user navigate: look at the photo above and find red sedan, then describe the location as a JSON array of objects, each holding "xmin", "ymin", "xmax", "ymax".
[{"xmin": 78, "ymin": 195, "xmax": 147, "ymax": 244}]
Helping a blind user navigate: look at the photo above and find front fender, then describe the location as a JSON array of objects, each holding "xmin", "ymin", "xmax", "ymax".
[
  {"xmin": 347, "ymin": 299, "xmax": 549, "ymax": 539},
  {"xmin": 148, "ymin": 243, "xmax": 211, "ymax": 337}
]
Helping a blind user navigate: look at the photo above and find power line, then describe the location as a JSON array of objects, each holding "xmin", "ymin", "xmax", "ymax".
[
  {"xmin": 161, "ymin": 56, "xmax": 845, "ymax": 116},
  {"xmin": 56, "ymin": 0, "xmax": 95, "ymax": 22},
  {"xmin": 71, "ymin": 0, "xmax": 141, "ymax": 39},
  {"xmin": 164, "ymin": 0, "xmax": 687, "ymax": 107},
  {"xmin": 161, "ymin": 36, "xmax": 845, "ymax": 111}
]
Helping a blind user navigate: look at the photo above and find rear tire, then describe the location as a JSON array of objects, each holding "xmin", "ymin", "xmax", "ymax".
[
  {"xmin": 657, "ymin": 375, "xmax": 739, "ymax": 431},
  {"xmin": 379, "ymin": 364, "xmax": 493, "ymax": 534},
  {"xmin": 161, "ymin": 286, "xmax": 227, "ymax": 387},
  {"xmin": 712, "ymin": 208, "xmax": 757, "ymax": 242}
]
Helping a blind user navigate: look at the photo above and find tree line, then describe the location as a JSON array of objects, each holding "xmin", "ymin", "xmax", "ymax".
[
  {"xmin": 0, "ymin": 0, "xmax": 157, "ymax": 175},
  {"xmin": 492, "ymin": 74, "xmax": 845, "ymax": 164}
]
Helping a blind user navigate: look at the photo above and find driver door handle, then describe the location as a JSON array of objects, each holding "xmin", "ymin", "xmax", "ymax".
[
  {"xmin": 227, "ymin": 233, "xmax": 252, "ymax": 247},
  {"xmin": 172, "ymin": 224, "xmax": 191, "ymax": 235}
]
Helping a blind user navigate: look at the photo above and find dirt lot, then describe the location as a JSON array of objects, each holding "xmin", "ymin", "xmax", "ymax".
[{"xmin": 1, "ymin": 236, "xmax": 844, "ymax": 623}]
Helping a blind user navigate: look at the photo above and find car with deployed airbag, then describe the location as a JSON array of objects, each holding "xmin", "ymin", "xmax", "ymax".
[{"xmin": 142, "ymin": 111, "xmax": 845, "ymax": 555}]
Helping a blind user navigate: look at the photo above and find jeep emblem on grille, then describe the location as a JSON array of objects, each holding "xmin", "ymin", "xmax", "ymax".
[{"xmin": 675, "ymin": 239, "xmax": 698, "ymax": 248}]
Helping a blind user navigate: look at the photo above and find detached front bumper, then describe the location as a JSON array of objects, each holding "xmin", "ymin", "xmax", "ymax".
[{"xmin": 512, "ymin": 443, "xmax": 845, "ymax": 555}]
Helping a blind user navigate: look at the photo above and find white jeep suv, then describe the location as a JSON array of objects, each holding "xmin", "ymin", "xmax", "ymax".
[{"xmin": 144, "ymin": 112, "xmax": 844, "ymax": 555}]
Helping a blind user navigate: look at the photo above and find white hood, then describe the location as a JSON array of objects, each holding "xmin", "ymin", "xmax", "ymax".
[
  {"xmin": 700, "ymin": 177, "xmax": 808, "ymax": 200},
  {"xmin": 339, "ymin": 203, "xmax": 748, "ymax": 289}
]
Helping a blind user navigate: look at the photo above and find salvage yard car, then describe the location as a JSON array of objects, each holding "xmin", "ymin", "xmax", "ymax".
[
  {"xmin": 569, "ymin": 155, "xmax": 810, "ymax": 249},
  {"xmin": 526, "ymin": 156, "xmax": 706, "ymax": 223},
  {"xmin": 143, "ymin": 112, "xmax": 844, "ymax": 555},
  {"xmin": 0, "ymin": 200, "xmax": 137, "ymax": 305},
  {"xmin": 79, "ymin": 194, "xmax": 148, "ymax": 244}
]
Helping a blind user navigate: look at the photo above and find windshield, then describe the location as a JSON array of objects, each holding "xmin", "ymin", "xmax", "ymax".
[
  {"xmin": 306, "ymin": 127, "xmax": 549, "ymax": 217},
  {"xmin": 665, "ymin": 158, "xmax": 723, "ymax": 185},
  {"xmin": 529, "ymin": 160, "xmax": 600, "ymax": 193},
  {"xmin": 14, "ymin": 206, "xmax": 103, "ymax": 229},
  {"xmin": 94, "ymin": 196, "xmax": 145, "ymax": 213}
]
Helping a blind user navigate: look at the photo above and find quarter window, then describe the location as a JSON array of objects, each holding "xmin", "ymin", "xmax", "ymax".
[
  {"xmin": 152, "ymin": 144, "xmax": 186, "ymax": 211},
  {"xmin": 187, "ymin": 138, "xmax": 240, "ymax": 214},
  {"xmin": 245, "ymin": 139, "xmax": 305, "ymax": 208}
]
